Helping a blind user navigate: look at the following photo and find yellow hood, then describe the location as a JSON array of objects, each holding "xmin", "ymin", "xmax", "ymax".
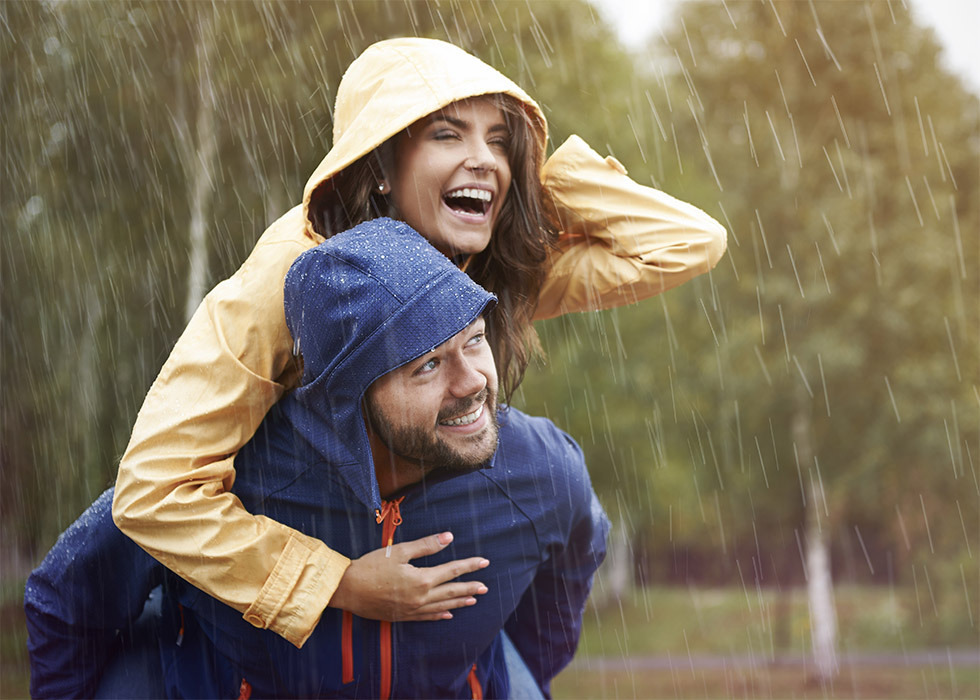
[{"xmin": 301, "ymin": 37, "xmax": 547, "ymax": 238}]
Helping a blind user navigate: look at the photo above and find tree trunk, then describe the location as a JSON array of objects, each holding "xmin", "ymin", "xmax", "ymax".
[
  {"xmin": 794, "ymin": 385, "xmax": 838, "ymax": 681},
  {"xmin": 183, "ymin": 7, "xmax": 217, "ymax": 322},
  {"xmin": 605, "ymin": 517, "xmax": 631, "ymax": 601},
  {"xmin": 593, "ymin": 516, "xmax": 631, "ymax": 608},
  {"xmin": 806, "ymin": 515, "xmax": 838, "ymax": 680}
]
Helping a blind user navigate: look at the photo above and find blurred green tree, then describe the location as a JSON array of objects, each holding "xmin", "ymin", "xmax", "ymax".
[
  {"xmin": 0, "ymin": 0, "xmax": 644, "ymax": 569},
  {"xmin": 523, "ymin": 0, "xmax": 979, "ymax": 666},
  {"xmin": 652, "ymin": 0, "xmax": 978, "ymax": 676}
]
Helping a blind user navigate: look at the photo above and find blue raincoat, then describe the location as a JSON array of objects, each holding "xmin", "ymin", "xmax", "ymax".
[{"xmin": 26, "ymin": 219, "xmax": 608, "ymax": 698}]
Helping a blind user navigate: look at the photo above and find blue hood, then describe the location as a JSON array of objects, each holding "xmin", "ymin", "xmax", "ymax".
[{"xmin": 279, "ymin": 218, "xmax": 497, "ymax": 510}]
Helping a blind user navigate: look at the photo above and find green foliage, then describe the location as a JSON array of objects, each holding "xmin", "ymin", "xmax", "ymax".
[
  {"xmin": 521, "ymin": 1, "xmax": 978, "ymax": 604},
  {"xmin": 2, "ymin": 3, "xmax": 975, "ymax": 649},
  {"xmin": 675, "ymin": 0, "xmax": 977, "ymax": 598},
  {"xmin": 0, "ymin": 0, "xmax": 642, "ymax": 557}
]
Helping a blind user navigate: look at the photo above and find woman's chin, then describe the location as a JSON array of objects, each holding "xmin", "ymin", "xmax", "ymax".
[{"xmin": 426, "ymin": 226, "xmax": 494, "ymax": 259}]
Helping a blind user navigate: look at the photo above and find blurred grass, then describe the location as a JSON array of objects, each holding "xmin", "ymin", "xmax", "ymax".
[
  {"xmin": 576, "ymin": 585, "xmax": 974, "ymax": 658},
  {"xmin": 552, "ymin": 664, "xmax": 980, "ymax": 699},
  {"xmin": 2, "ymin": 581, "xmax": 977, "ymax": 699},
  {"xmin": 556, "ymin": 585, "xmax": 979, "ymax": 698}
]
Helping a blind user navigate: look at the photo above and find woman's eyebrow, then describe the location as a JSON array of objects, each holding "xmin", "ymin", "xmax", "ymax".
[
  {"xmin": 427, "ymin": 114, "xmax": 509, "ymax": 134},
  {"xmin": 427, "ymin": 114, "xmax": 466, "ymax": 129}
]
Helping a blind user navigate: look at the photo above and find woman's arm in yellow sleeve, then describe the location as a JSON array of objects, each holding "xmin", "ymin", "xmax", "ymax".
[
  {"xmin": 112, "ymin": 208, "xmax": 348, "ymax": 649},
  {"xmin": 533, "ymin": 135, "xmax": 728, "ymax": 321}
]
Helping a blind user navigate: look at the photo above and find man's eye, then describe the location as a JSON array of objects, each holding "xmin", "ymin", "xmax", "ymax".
[{"xmin": 415, "ymin": 359, "xmax": 439, "ymax": 375}]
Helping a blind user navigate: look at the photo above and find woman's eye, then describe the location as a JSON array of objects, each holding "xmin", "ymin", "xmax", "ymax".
[
  {"xmin": 466, "ymin": 332, "xmax": 485, "ymax": 348},
  {"xmin": 433, "ymin": 129, "xmax": 459, "ymax": 141}
]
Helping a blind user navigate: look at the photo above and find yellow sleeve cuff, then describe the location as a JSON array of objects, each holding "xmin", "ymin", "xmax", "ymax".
[{"xmin": 243, "ymin": 533, "xmax": 351, "ymax": 648}]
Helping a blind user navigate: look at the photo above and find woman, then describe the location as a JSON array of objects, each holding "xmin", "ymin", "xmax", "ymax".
[{"xmin": 112, "ymin": 37, "xmax": 727, "ymax": 650}]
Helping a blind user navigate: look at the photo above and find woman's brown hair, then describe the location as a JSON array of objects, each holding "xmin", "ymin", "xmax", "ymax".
[{"xmin": 307, "ymin": 93, "xmax": 557, "ymax": 402}]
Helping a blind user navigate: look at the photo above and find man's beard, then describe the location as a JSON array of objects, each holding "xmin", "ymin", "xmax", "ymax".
[{"xmin": 366, "ymin": 388, "xmax": 499, "ymax": 473}]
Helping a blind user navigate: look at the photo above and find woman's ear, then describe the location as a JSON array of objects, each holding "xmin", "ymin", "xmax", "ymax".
[
  {"xmin": 374, "ymin": 139, "xmax": 397, "ymax": 184},
  {"xmin": 371, "ymin": 141, "xmax": 399, "ymax": 219}
]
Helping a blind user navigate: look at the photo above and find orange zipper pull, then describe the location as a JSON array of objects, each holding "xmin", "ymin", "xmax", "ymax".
[
  {"xmin": 374, "ymin": 496, "xmax": 405, "ymax": 699},
  {"xmin": 375, "ymin": 497, "xmax": 405, "ymax": 557}
]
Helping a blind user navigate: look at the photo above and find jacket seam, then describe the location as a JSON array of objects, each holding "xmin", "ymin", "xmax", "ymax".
[{"xmin": 475, "ymin": 471, "xmax": 544, "ymax": 555}]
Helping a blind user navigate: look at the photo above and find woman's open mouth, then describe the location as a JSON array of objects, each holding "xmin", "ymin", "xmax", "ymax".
[{"xmin": 443, "ymin": 187, "xmax": 492, "ymax": 216}]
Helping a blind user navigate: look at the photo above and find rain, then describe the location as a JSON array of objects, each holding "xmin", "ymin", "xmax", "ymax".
[{"xmin": 2, "ymin": 0, "xmax": 978, "ymax": 698}]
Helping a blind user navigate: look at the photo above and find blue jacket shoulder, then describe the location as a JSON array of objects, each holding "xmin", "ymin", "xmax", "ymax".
[
  {"xmin": 495, "ymin": 406, "xmax": 589, "ymax": 480},
  {"xmin": 489, "ymin": 407, "xmax": 596, "ymax": 535}
]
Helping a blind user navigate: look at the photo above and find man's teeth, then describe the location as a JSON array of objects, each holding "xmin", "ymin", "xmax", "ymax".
[
  {"xmin": 441, "ymin": 404, "xmax": 484, "ymax": 426},
  {"xmin": 446, "ymin": 188, "xmax": 491, "ymax": 202}
]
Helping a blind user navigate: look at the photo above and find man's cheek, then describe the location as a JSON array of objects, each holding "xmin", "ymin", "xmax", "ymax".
[{"xmin": 391, "ymin": 386, "xmax": 420, "ymax": 414}]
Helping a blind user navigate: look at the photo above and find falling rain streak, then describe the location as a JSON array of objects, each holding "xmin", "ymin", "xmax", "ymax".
[{"xmin": 4, "ymin": 0, "xmax": 977, "ymax": 696}]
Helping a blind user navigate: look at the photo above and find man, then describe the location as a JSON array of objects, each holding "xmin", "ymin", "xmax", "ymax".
[{"xmin": 26, "ymin": 218, "xmax": 608, "ymax": 698}]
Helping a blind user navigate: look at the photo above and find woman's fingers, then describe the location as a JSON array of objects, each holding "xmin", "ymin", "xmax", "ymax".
[
  {"xmin": 423, "ymin": 556, "xmax": 490, "ymax": 585},
  {"xmin": 387, "ymin": 533, "xmax": 490, "ymax": 586},
  {"xmin": 402, "ymin": 610, "xmax": 455, "ymax": 622},
  {"xmin": 329, "ymin": 535, "xmax": 490, "ymax": 621},
  {"xmin": 402, "ymin": 595, "xmax": 483, "ymax": 620},
  {"xmin": 420, "ymin": 580, "xmax": 489, "ymax": 606},
  {"xmin": 389, "ymin": 531, "xmax": 455, "ymax": 562}
]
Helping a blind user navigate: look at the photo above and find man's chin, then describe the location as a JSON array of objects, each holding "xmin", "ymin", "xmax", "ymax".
[
  {"xmin": 436, "ymin": 438, "xmax": 495, "ymax": 471},
  {"xmin": 448, "ymin": 448, "xmax": 495, "ymax": 471},
  {"xmin": 432, "ymin": 424, "xmax": 498, "ymax": 471}
]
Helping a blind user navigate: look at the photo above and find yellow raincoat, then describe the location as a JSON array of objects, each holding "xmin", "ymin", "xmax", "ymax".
[{"xmin": 113, "ymin": 38, "xmax": 726, "ymax": 648}]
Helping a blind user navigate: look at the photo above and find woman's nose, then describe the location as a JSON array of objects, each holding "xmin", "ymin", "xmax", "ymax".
[{"xmin": 464, "ymin": 139, "xmax": 497, "ymax": 172}]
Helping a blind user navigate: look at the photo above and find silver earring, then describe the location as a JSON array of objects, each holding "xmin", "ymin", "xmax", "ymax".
[{"xmin": 377, "ymin": 181, "xmax": 388, "ymax": 194}]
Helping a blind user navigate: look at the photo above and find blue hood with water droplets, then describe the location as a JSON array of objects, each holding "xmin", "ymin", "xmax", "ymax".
[{"xmin": 275, "ymin": 217, "xmax": 497, "ymax": 510}]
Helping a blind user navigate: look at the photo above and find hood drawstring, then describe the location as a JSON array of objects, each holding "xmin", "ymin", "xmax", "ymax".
[
  {"xmin": 376, "ymin": 497, "xmax": 405, "ymax": 558},
  {"xmin": 467, "ymin": 663, "xmax": 483, "ymax": 699}
]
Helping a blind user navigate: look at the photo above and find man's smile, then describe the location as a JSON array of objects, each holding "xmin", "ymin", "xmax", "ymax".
[{"xmin": 439, "ymin": 403, "xmax": 484, "ymax": 427}]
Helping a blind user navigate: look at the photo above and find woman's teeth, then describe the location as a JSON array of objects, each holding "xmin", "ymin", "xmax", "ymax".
[
  {"xmin": 445, "ymin": 188, "xmax": 491, "ymax": 202},
  {"xmin": 444, "ymin": 188, "xmax": 492, "ymax": 215},
  {"xmin": 440, "ymin": 404, "xmax": 483, "ymax": 426}
]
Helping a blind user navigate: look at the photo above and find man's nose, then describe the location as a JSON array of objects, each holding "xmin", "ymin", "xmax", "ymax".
[{"xmin": 448, "ymin": 356, "xmax": 487, "ymax": 398}]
